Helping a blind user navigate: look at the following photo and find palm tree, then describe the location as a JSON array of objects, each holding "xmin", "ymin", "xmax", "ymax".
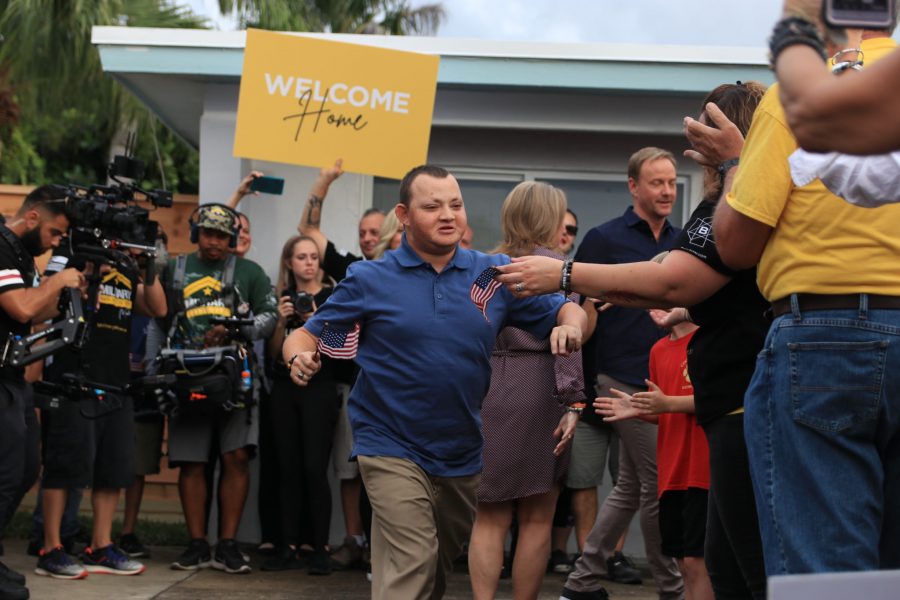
[
  {"xmin": 218, "ymin": 0, "xmax": 445, "ymax": 35},
  {"xmin": 0, "ymin": 0, "xmax": 206, "ymax": 187}
]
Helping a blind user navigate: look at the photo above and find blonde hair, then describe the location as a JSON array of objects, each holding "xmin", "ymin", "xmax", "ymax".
[
  {"xmin": 627, "ymin": 147, "xmax": 677, "ymax": 182},
  {"xmin": 493, "ymin": 181, "xmax": 567, "ymax": 258},
  {"xmin": 372, "ymin": 209, "xmax": 403, "ymax": 259}
]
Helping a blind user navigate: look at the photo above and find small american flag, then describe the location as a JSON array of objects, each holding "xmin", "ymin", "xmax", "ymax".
[
  {"xmin": 317, "ymin": 322, "xmax": 360, "ymax": 359},
  {"xmin": 470, "ymin": 267, "xmax": 502, "ymax": 321}
]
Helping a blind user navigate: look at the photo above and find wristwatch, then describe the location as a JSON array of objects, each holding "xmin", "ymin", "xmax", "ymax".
[{"xmin": 718, "ymin": 157, "xmax": 740, "ymax": 176}]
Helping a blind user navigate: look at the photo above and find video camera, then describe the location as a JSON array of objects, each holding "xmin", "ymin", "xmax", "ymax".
[{"xmin": 63, "ymin": 148, "xmax": 171, "ymax": 262}]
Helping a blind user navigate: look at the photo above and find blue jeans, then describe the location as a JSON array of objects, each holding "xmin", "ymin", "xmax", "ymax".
[{"xmin": 744, "ymin": 295, "xmax": 900, "ymax": 574}]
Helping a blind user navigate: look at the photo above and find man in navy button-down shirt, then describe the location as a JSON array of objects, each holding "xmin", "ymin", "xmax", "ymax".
[{"xmin": 283, "ymin": 165, "xmax": 587, "ymax": 600}]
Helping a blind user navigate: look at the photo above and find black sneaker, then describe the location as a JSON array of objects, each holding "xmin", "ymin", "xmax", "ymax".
[
  {"xmin": 606, "ymin": 551, "xmax": 642, "ymax": 585},
  {"xmin": 170, "ymin": 539, "xmax": 211, "ymax": 571},
  {"xmin": 82, "ymin": 544, "xmax": 146, "ymax": 576},
  {"xmin": 549, "ymin": 549, "xmax": 574, "ymax": 574},
  {"xmin": 560, "ymin": 585, "xmax": 609, "ymax": 600},
  {"xmin": 35, "ymin": 546, "xmax": 87, "ymax": 580},
  {"xmin": 306, "ymin": 548, "xmax": 332, "ymax": 576},
  {"xmin": 117, "ymin": 533, "xmax": 150, "ymax": 559},
  {"xmin": 212, "ymin": 539, "xmax": 251, "ymax": 574},
  {"xmin": 0, "ymin": 578, "xmax": 29, "ymax": 600},
  {"xmin": 261, "ymin": 546, "xmax": 303, "ymax": 571},
  {"xmin": 0, "ymin": 560, "xmax": 26, "ymax": 586}
]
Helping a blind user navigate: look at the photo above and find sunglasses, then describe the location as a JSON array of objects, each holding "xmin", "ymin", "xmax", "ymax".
[{"xmin": 565, "ymin": 225, "xmax": 578, "ymax": 236}]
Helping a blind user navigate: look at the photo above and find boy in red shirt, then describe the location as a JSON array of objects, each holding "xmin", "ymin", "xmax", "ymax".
[{"xmin": 596, "ymin": 310, "xmax": 712, "ymax": 600}]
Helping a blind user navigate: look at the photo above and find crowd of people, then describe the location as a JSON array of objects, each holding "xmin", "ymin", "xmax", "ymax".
[{"xmin": 1, "ymin": 1, "xmax": 900, "ymax": 599}]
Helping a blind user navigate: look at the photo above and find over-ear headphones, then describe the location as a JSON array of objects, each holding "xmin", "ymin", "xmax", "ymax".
[{"xmin": 188, "ymin": 203, "xmax": 242, "ymax": 249}]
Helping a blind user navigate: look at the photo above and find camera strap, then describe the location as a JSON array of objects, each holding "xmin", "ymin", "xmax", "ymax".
[
  {"xmin": 167, "ymin": 253, "xmax": 238, "ymax": 342},
  {"xmin": 0, "ymin": 225, "xmax": 36, "ymax": 287}
]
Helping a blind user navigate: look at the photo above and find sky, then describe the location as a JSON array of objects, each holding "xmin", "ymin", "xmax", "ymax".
[{"xmin": 186, "ymin": 0, "xmax": 786, "ymax": 48}]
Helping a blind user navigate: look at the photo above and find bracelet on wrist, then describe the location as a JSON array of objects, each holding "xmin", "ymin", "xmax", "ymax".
[
  {"xmin": 717, "ymin": 157, "xmax": 740, "ymax": 177},
  {"xmin": 287, "ymin": 354, "xmax": 299, "ymax": 368},
  {"xmin": 768, "ymin": 17, "xmax": 827, "ymax": 69},
  {"xmin": 559, "ymin": 259, "xmax": 574, "ymax": 294},
  {"xmin": 566, "ymin": 403, "xmax": 585, "ymax": 415}
]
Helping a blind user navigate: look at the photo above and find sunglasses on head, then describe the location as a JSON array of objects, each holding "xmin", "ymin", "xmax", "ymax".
[{"xmin": 565, "ymin": 225, "xmax": 578, "ymax": 236}]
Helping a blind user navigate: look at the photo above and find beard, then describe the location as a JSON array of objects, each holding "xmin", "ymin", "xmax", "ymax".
[{"xmin": 20, "ymin": 226, "xmax": 45, "ymax": 257}]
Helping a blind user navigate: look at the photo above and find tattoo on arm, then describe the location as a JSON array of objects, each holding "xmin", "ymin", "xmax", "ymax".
[{"xmin": 305, "ymin": 194, "xmax": 322, "ymax": 227}]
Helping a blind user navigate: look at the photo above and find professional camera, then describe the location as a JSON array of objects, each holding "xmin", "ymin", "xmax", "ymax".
[
  {"xmin": 63, "ymin": 152, "xmax": 171, "ymax": 256},
  {"xmin": 282, "ymin": 289, "xmax": 315, "ymax": 317}
]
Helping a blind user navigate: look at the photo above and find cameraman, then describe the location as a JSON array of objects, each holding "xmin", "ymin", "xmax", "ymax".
[
  {"xmin": 0, "ymin": 186, "xmax": 84, "ymax": 599},
  {"xmin": 35, "ymin": 241, "xmax": 166, "ymax": 580},
  {"xmin": 164, "ymin": 204, "xmax": 276, "ymax": 575}
]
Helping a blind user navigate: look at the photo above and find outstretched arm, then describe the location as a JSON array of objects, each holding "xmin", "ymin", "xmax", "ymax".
[
  {"xmin": 298, "ymin": 159, "xmax": 344, "ymax": 255},
  {"xmin": 226, "ymin": 170, "xmax": 264, "ymax": 210}
]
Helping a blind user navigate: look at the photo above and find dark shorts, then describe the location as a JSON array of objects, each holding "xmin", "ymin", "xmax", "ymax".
[
  {"xmin": 41, "ymin": 393, "xmax": 135, "ymax": 490},
  {"xmin": 134, "ymin": 417, "xmax": 164, "ymax": 476},
  {"xmin": 659, "ymin": 487, "xmax": 708, "ymax": 558}
]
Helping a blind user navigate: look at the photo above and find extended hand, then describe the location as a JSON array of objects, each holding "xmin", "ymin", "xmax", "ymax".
[
  {"xmin": 631, "ymin": 380, "xmax": 669, "ymax": 414},
  {"xmin": 319, "ymin": 159, "xmax": 344, "ymax": 186},
  {"xmin": 237, "ymin": 170, "xmax": 265, "ymax": 197},
  {"xmin": 593, "ymin": 388, "xmax": 642, "ymax": 422},
  {"xmin": 494, "ymin": 255, "xmax": 564, "ymax": 297}
]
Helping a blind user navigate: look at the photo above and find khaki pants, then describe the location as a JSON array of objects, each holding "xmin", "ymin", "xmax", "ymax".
[{"xmin": 358, "ymin": 455, "xmax": 479, "ymax": 600}]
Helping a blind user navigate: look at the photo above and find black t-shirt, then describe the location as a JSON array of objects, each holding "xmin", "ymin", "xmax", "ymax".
[
  {"xmin": 47, "ymin": 265, "xmax": 138, "ymax": 387},
  {"xmin": 675, "ymin": 200, "xmax": 769, "ymax": 425},
  {"xmin": 0, "ymin": 226, "xmax": 36, "ymax": 382},
  {"xmin": 323, "ymin": 240, "xmax": 360, "ymax": 283},
  {"xmin": 271, "ymin": 286, "xmax": 338, "ymax": 382}
]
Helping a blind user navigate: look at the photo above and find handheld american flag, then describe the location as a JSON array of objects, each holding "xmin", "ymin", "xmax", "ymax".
[
  {"xmin": 470, "ymin": 267, "xmax": 502, "ymax": 321},
  {"xmin": 317, "ymin": 322, "xmax": 360, "ymax": 359}
]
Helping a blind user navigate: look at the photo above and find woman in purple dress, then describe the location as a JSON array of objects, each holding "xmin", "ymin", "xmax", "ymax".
[{"xmin": 469, "ymin": 181, "xmax": 586, "ymax": 600}]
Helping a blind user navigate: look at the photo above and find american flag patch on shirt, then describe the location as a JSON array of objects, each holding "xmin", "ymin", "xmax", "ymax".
[
  {"xmin": 470, "ymin": 267, "xmax": 502, "ymax": 321},
  {"xmin": 0, "ymin": 269, "xmax": 24, "ymax": 290},
  {"xmin": 317, "ymin": 322, "xmax": 360, "ymax": 359}
]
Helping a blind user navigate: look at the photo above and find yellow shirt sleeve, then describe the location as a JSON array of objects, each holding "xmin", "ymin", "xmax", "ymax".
[{"xmin": 726, "ymin": 84, "xmax": 796, "ymax": 228}]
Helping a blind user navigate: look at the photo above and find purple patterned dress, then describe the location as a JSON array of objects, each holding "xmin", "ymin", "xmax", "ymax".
[{"xmin": 477, "ymin": 248, "xmax": 585, "ymax": 503}]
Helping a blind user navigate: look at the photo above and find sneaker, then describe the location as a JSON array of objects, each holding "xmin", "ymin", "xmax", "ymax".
[
  {"xmin": 606, "ymin": 551, "xmax": 642, "ymax": 585},
  {"xmin": 307, "ymin": 548, "xmax": 332, "ymax": 576},
  {"xmin": 35, "ymin": 546, "xmax": 87, "ymax": 580},
  {"xmin": 211, "ymin": 539, "xmax": 251, "ymax": 574},
  {"xmin": 117, "ymin": 533, "xmax": 150, "ymax": 559},
  {"xmin": 0, "ymin": 560, "xmax": 26, "ymax": 586},
  {"xmin": 560, "ymin": 585, "xmax": 609, "ymax": 600},
  {"xmin": 170, "ymin": 539, "xmax": 211, "ymax": 571},
  {"xmin": 257, "ymin": 542, "xmax": 276, "ymax": 556},
  {"xmin": 0, "ymin": 579, "xmax": 29, "ymax": 600},
  {"xmin": 329, "ymin": 536, "xmax": 362, "ymax": 570},
  {"xmin": 261, "ymin": 546, "xmax": 303, "ymax": 571},
  {"xmin": 82, "ymin": 544, "xmax": 145, "ymax": 576},
  {"xmin": 549, "ymin": 549, "xmax": 574, "ymax": 574}
]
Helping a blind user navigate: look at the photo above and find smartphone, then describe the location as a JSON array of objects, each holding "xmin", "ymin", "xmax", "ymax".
[
  {"xmin": 825, "ymin": 0, "xmax": 895, "ymax": 29},
  {"xmin": 249, "ymin": 175, "xmax": 284, "ymax": 195}
]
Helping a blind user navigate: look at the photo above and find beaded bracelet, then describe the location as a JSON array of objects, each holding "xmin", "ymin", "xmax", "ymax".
[
  {"xmin": 768, "ymin": 17, "xmax": 827, "ymax": 69},
  {"xmin": 560, "ymin": 259, "xmax": 574, "ymax": 294}
]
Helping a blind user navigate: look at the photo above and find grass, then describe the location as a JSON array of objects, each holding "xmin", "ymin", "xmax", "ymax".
[{"xmin": 7, "ymin": 511, "xmax": 190, "ymax": 546}]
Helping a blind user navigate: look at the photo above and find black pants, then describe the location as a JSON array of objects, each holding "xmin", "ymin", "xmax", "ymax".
[
  {"xmin": 703, "ymin": 413, "xmax": 767, "ymax": 600},
  {"xmin": 257, "ymin": 387, "xmax": 282, "ymax": 546},
  {"xmin": 0, "ymin": 381, "xmax": 40, "ymax": 550},
  {"xmin": 269, "ymin": 377, "xmax": 338, "ymax": 550}
]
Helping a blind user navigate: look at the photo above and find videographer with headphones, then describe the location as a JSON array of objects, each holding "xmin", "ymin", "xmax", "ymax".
[
  {"xmin": 0, "ymin": 186, "xmax": 85, "ymax": 600},
  {"xmin": 164, "ymin": 204, "xmax": 276, "ymax": 575}
]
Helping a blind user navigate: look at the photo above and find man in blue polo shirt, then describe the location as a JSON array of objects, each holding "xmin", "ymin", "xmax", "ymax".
[{"xmin": 283, "ymin": 164, "xmax": 587, "ymax": 600}]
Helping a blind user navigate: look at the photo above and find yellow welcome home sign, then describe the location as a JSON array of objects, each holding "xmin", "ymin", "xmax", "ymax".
[{"xmin": 234, "ymin": 29, "xmax": 440, "ymax": 180}]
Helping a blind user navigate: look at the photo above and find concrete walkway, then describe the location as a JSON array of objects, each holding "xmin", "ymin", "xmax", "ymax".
[{"xmin": 3, "ymin": 540, "xmax": 660, "ymax": 600}]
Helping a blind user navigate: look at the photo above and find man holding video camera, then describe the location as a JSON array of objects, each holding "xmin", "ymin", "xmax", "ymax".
[
  {"xmin": 163, "ymin": 204, "xmax": 275, "ymax": 575},
  {"xmin": 0, "ymin": 186, "xmax": 85, "ymax": 600},
  {"xmin": 34, "ymin": 235, "xmax": 167, "ymax": 580}
]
